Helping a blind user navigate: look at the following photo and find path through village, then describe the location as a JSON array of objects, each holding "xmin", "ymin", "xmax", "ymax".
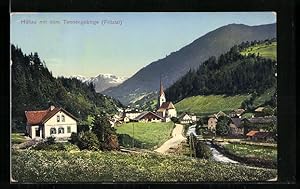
[{"xmin": 154, "ymin": 123, "xmax": 186, "ymax": 153}]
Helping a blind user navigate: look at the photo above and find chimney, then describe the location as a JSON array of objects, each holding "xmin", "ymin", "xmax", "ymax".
[{"xmin": 50, "ymin": 105, "xmax": 55, "ymax": 111}]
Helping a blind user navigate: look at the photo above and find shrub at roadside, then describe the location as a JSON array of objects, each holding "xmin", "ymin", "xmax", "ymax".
[{"xmin": 195, "ymin": 140, "xmax": 212, "ymax": 159}]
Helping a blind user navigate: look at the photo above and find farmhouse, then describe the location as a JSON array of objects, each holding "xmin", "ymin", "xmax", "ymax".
[
  {"xmin": 25, "ymin": 106, "xmax": 78, "ymax": 139},
  {"xmin": 242, "ymin": 116, "xmax": 277, "ymax": 135},
  {"xmin": 207, "ymin": 111, "xmax": 228, "ymax": 131},
  {"xmin": 229, "ymin": 117, "xmax": 243, "ymax": 136},
  {"xmin": 178, "ymin": 112, "xmax": 197, "ymax": 124},
  {"xmin": 123, "ymin": 109, "xmax": 141, "ymax": 120},
  {"xmin": 229, "ymin": 109, "xmax": 245, "ymax": 118},
  {"xmin": 132, "ymin": 111, "xmax": 163, "ymax": 122},
  {"xmin": 246, "ymin": 130, "xmax": 274, "ymax": 141},
  {"xmin": 156, "ymin": 79, "xmax": 177, "ymax": 122}
]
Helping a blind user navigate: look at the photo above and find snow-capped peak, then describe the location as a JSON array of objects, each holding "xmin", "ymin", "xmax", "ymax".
[{"xmin": 70, "ymin": 73, "xmax": 127, "ymax": 93}]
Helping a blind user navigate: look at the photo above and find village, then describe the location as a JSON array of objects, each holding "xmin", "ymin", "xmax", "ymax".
[{"xmin": 21, "ymin": 78, "xmax": 277, "ymax": 168}]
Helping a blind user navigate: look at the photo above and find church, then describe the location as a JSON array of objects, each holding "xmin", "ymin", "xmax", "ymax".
[{"xmin": 156, "ymin": 79, "xmax": 177, "ymax": 122}]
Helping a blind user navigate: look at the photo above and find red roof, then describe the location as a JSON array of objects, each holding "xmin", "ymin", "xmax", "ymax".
[
  {"xmin": 246, "ymin": 130, "xmax": 259, "ymax": 137},
  {"xmin": 25, "ymin": 106, "xmax": 78, "ymax": 125},
  {"xmin": 157, "ymin": 102, "xmax": 175, "ymax": 111},
  {"xmin": 25, "ymin": 110, "xmax": 50, "ymax": 125}
]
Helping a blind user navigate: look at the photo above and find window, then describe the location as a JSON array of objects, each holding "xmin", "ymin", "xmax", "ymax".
[
  {"xmin": 58, "ymin": 127, "xmax": 64, "ymax": 134},
  {"xmin": 62, "ymin": 115, "xmax": 65, "ymax": 122},
  {"xmin": 57, "ymin": 115, "xmax": 60, "ymax": 122},
  {"xmin": 35, "ymin": 128, "xmax": 40, "ymax": 137},
  {"xmin": 50, "ymin": 128, "xmax": 56, "ymax": 134},
  {"xmin": 67, "ymin": 126, "xmax": 71, "ymax": 133}
]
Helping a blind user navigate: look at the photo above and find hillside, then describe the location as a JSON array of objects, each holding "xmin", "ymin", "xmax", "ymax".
[
  {"xmin": 240, "ymin": 41, "xmax": 277, "ymax": 60},
  {"xmin": 103, "ymin": 23, "xmax": 276, "ymax": 105},
  {"xmin": 173, "ymin": 39, "xmax": 277, "ymax": 116},
  {"xmin": 166, "ymin": 39, "xmax": 276, "ymax": 102},
  {"xmin": 175, "ymin": 95, "xmax": 250, "ymax": 116},
  {"xmin": 11, "ymin": 45, "xmax": 122, "ymax": 132}
]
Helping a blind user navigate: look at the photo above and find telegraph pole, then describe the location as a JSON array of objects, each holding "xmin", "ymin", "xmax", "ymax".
[{"xmin": 132, "ymin": 123, "xmax": 135, "ymax": 148}]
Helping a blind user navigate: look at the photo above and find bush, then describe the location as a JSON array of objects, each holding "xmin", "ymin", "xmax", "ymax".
[
  {"xmin": 170, "ymin": 117, "xmax": 179, "ymax": 124},
  {"xmin": 76, "ymin": 131, "xmax": 100, "ymax": 151},
  {"xmin": 117, "ymin": 133, "xmax": 143, "ymax": 148},
  {"xmin": 195, "ymin": 140, "xmax": 212, "ymax": 159},
  {"xmin": 45, "ymin": 136, "xmax": 56, "ymax": 145},
  {"xmin": 77, "ymin": 124, "xmax": 90, "ymax": 133}
]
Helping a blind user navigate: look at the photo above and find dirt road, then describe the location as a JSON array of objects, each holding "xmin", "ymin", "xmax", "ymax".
[{"xmin": 154, "ymin": 123, "xmax": 186, "ymax": 153}]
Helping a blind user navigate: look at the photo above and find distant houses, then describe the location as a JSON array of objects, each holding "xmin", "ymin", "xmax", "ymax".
[
  {"xmin": 25, "ymin": 106, "xmax": 78, "ymax": 139},
  {"xmin": 242, "ymin": 116, "xmax": 277, "ymax": 135},
  {"xmin": 203, "ymin": 108, "xmax": 276, "ymax": 141},
  {"xmin": 132, "ymin": 111, "xmax": 163, "ymax": 122},
  {"xmin": 116, "ymin": 78, "xmax": 177, "ymax": 124},
  {"xmin": 246, "ymin": 130, "xmax": 275, "ymax": 141}
]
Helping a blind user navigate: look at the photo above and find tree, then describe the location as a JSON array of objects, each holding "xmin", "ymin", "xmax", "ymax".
[
  {"xmin": 71, "ymin": 131, "xmax": 100, "ymax": 151},
  {"xmin": 91, "ymin": 112, "xmax": 119, "ymax": 150},
  {"xmin": 171, "ymin": 117, "xmax": 179, "ymax": 124},
  {"xmin": 216, "ymin": 116, "xmax": 231, "ymax": 136}
]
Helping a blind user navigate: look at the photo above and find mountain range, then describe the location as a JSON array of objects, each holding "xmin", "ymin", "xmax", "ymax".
[
  {"xmin": 102, "ymin": 23, "xmax": 276, "ymax": 105},
  {"xmin": 71, "ymin": 74, "xmax": 127, "ymax": 93}
]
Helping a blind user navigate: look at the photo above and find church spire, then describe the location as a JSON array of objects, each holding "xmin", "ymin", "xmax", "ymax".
[{"xmin": 159, "ymin": 75, "xmax": 165, "ymax": 97}]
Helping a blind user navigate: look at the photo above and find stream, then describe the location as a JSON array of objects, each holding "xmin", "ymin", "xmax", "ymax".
[{"xmin": 187, "ymin": 125, "xmax": 239, "ymax": 164}]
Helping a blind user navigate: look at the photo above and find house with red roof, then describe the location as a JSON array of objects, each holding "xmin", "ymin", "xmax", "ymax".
[
  {"xmin": 25, "ymin": 106, "xmax": 78, "ymax": 139},
  {"xmin": 156, "ymin": 79, "xmax": 177, "ymax": 122}
]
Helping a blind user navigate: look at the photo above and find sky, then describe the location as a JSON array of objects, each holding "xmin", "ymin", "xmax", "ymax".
[{"xmin": 10, "ymin": 12, "xmax": 276, "ymax": 78}]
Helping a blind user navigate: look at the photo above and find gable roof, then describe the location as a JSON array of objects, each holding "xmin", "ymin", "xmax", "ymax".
[
  {"xmin": 25, "ymin": 106, "xmax": 78, "ymax": 125},
  {"xmin": 133, "ymin": 111, "xmax": 163, "ymax": 121},
  {"xmin": 178, "ymin": 113, "xmax": 191, "ymax": 120},
  {"xmin": 25, "ymin": 110, "xmax": 50, "ymax": 125},
  {"xmin": 234, "ymin": 109, "xmax": 245, "ymax": 114},
  {"xmin": 255, "ymin": 107, "xmax": 265, "ymax": 112},
  {"xmin": 246, "ymin": 130, "xmax": 259, "ymax": 137},
  {"xmin": 243, "ymin": 116, "xmax": 277, "ymax": 124},
  {"xmin": 211, "ymin": 111, "xmax": 228, "ymax": 119},
  {"xmin": 157, "ymin": 102, "xmax": 175, "ymax": 112},
  {"xmin": 253, "ymin": 132, "xmax": 274, "ymax": 139},
  {"xmin": 230, "ymin": 118, "xmax": 242, "ymax": 128}
]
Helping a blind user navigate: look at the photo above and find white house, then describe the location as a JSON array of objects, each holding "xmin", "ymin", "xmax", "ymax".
[
  {"xmin": 25, "ymin": 106, "xmax": 78, "ymax": 139},
  {"xmin": 123, "ymin": 110, "xmax": 141, "ymax": 120},
  {"xmin": 178, "ymin": 113, "xmax": 197, "ymax": 124}
]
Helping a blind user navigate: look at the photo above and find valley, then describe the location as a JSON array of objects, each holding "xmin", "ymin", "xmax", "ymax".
[{"xmin": 11, "ymin": 19, "xmax": 278, "ymax": 183}]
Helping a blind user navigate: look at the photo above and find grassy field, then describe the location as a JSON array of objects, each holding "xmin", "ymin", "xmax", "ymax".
[
  {"xmin": 175, "ymin": 95, "xmax": 250, "ymax": 116},
  {"xmin": 11, "ymin": 150, "xmax": 277, "ymax": 182},
  {"xmin": 240, "ymin": 42, "xmax": 277, "ymax": 61},
  {"xmin": 11, "ymin": 133, "xmax": 28, "ymax": 144},
  {"xmin": 223, "ymin": 143, "xmax": 277, "ymax": 162},
  {"xmin": 116, "ymin": 122, "xmax": 174, "ymax": 149}
]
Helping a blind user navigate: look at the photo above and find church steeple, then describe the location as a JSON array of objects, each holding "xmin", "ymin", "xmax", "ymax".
[
  {"xmin": 158, "ymin": 76, "xmax": 166, "ymax": 108},
  {"xmin": 159, "ymin": 77, "xmax": 165, "ymax": 97}
]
